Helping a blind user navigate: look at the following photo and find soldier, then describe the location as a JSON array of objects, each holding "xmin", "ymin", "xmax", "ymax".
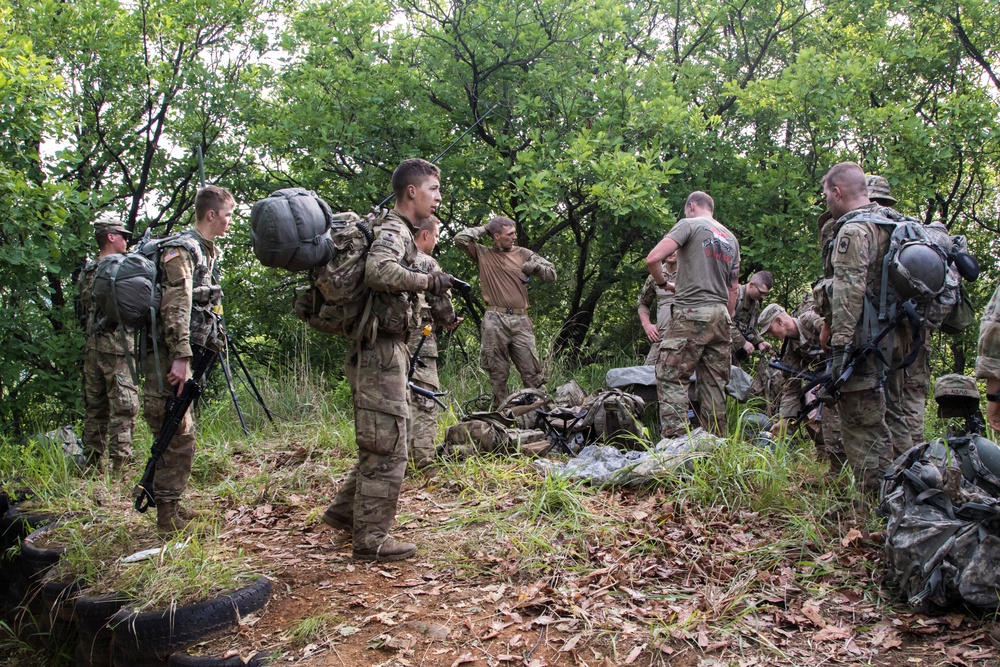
[
  {"xmin": 408, "ymin": 215, "xmax": 462, "ymax": 469},
  {"xmin": 77, "ymin": 214, "xmax": 139, "ymax": 470},
  {"xmin": 144, "ymin": 185, "xmax": 234, "ymax": 535},
  {"xmin": 322, "ymin": 158, "xmax": 456, "ymax": 562},
  {"xmin": 647, "ymin": 191, "xmax": 740, "ymax": 438},
  {"xmin": 454, "ymin": 216, "xmax": 556, "ymax": 409},
  {"xmin": 757, "ymin": 303, "xmax": 846, "ymax": 470},
  {"xmin": 637, "ymin": 252, "xmax": 677, "ymax": 365},
  {"xmin": 867, "ymin": 174, "xmax": 933, "ymax": 451},
  {"xmin": 731, "ymin": 271, "xmax": 774, "ymax": 360},
  {"xmin": 976, "ymin": 281, "xmax": 1000, "ymax": 431},
  {"xmin": 818, "ymin": 162, "xmax": 897, "ymax": 492}
]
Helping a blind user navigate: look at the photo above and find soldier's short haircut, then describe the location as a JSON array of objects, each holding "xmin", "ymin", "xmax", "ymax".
[
  {"xmin": 486, "ymin": 216, "xmax": 515, "ymax": 237},
  {"xmin": 821, "ymin": 162, "xmax": 867, "ymax": 198},
  {"xmin": 195, "ymin": 185, "xmax": 235, "ymax": 221},
  {"xmin": 751, "ymin": 271, "xmax": 773, "ymax": 290},
  {"xmin": 392, "ymin": 158, "xmax": 440, "ymax": 198},
  {"xmin": 685, "ymin": 191, "xmax": 714, "ymax": 213},
  {"xmin": 95, "ymin": 231, "xmax": 113, "ymax": 249},
  {"xmin": 415, "ymin": 215, "xmax": 440, "ymax": 235}
]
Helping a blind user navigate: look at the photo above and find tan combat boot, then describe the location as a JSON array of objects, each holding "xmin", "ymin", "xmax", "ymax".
[
  {"xmin": 353, "ymin": 537, "xmax": 417, "ymax": 562},
  {"xmin": 156, "ymin": 501, "xmax": 190, "ymax": 536}
]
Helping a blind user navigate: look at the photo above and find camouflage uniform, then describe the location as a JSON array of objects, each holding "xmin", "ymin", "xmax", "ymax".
[
  {"xmin": 824, "ymin": 205, "xmax": 897, "ymax": 491},
  {"xmin": 454, "ymin": 226, "xmax": 556, "ymax": 408},
  {"xmin": 654, "ymin": 217, "xmax": 740, "ymax": 439},
  {"xmin": 77, "ymin": 260, "xmax": 139, "ymax": 466},
  {"xmin": 407, "ymin": 251, "xmax": 457, "ymax": 467},
  {"xmin": 637, "ymin": 264, "xmax": 677, "ymax": 365},
  {"xmin": 975, "ymin": 281, "xmax": 1000, "ymax": 379},
  {"xmin": 143, "ymin": 229, "xmax": 222, "ymax": 504},
  {"xmin": 325, "ymin": 210, "xmax": 427, "ymax": 552},
  {"xmin": 730, "ymin": 284, "xmax": 764, "ymax": 358}
]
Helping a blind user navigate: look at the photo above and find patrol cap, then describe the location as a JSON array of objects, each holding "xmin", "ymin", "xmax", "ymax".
[
  {"xmin": 865, "ymin": 174, "xmax": 897, "ymax": 205},
  {"xmin": 934, "ymin": 373, "xmax": 981, "ymax": 419},
  {"xmin": 934, "ymin": 374, "xmax": 979, "ymax": 401},
  {"xmin": 93, "ymin": 213, "xmax": 131, "ymax": 238},
  {"xmin": 757, "ymin": 303, "xmax": 786, "ymax": 338}
]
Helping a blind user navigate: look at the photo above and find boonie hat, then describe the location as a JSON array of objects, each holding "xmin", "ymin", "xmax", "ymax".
[
  {"xmin": 93, "ymin": 212, "xmax": 131, "ymax": 238},
  {"xmin": 865, "ymin": 174, "xmax": 897, "ymax": 205},
  {"xmin": 757, "ymin": 303, "xmax": 786, "ymax": 339}
]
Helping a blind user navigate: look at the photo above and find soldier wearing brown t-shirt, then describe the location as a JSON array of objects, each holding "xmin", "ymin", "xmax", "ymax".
[
  {"xmin": 455, "ymin": 216, "xmax": 556, "ymax": 408},
  {"xmin": 647, "ymin": 192, "xmax": 740, "ymax": 438}
]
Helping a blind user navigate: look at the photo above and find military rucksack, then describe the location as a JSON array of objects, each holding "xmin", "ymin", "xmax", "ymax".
[
  {"xmin": 880, "ymin": 441, "xmax": 1000, "ymax": 609},
  {"xmin": 573, "ymin": 389, "xmax": 647, "ymax": 448},
  {"xmin": 92, "ymin": 232, "xmax": 181, "ymax": 329},
  {"xmin": 250, "ymin": 188, "xmax": 338, "ymax": 272},
  {"xmin": 293, "ymin": 210, "xmax": 387, "ymax": 340}
]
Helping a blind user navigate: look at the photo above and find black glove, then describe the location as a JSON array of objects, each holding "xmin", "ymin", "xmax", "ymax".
[{"xmin": 426, "ymin": 272, "xmax": 455, "ymax": 296}]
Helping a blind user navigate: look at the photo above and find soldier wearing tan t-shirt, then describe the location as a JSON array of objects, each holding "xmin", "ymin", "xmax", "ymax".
[
  {"xmin": 647, "ymin": 192, "xmax": 740, "ymax": 438},
  {"xmin": 455, "ymin": 216, "xmax": 556, "ymax": 408}
]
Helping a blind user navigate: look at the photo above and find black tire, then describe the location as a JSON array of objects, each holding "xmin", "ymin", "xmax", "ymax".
[
  {"xmin": 111, "ymin": 577, "xmax": 271, "ymax": 660},
  {"xmin": 246, "ymin": 651, "xmax": 272, "ymax": 667},
  {"xmin": 42, "ymin": 575, "xmax": 81, "ymax": 623},
  {"xmin": 21, "ymin": 524, "xmax": 65, "ymax": 581},
  {"xmin": 168, "ymin": 653, "xmax": 245, "ymax": 666},
  {"xmin": 76, "ymin": 593, "xmax": 132, "ymax": 667}
]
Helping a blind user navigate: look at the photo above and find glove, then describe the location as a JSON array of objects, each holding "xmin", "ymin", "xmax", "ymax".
[{"xmin": 426, "ymin": 272, "xmax": 455, "ymax": 296}]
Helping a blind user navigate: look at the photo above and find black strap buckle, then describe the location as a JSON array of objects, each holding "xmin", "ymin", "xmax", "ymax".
[{"xmin": 505, "ymin": 306, "xmax": 514, "ymax": 315}]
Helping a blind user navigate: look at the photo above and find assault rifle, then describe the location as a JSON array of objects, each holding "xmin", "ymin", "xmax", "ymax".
[
  {"xmin": 768, "ymin": 299, "xmax": 921, "ymax": 425},
  {"xmin": 133, "ymin": 345, "xmax": 216, "ymax": 513},
  {"xmin": 408, "ymin": 323, "xmax": 448, "ymax": 408}
]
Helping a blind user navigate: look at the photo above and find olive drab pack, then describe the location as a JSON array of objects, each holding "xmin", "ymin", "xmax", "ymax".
[
  {"xmin": 573, "ymin": 389, "xmax": 647, "ymax": 448},
  {"xmin": 250, "ymin": 188, "xmax": 337, "ymax": 272},
  {"xmin": 92, "ymin": 232, "xmax": 180, "ymax": 329},
  {"xmin": 879, "ymin": 441, "xmax": 1000, "ymax": 609},
  {"xmin": 292, "ymin": 210, "xmax": 387, "ymax": 340}
]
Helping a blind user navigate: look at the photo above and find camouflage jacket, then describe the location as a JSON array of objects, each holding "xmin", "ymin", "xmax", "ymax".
[
  {"xmin": 777, "ymin": 309, "xmax": 826, "ymax": 418},
  {"xmin": 731, "ymin": 284, "xmax": 763, "ymax": 349},
  {"xmin": 408, "ymin": 251, "xmax": 457, "ymax": 360},
  {"xmin": 158, "ymin": 229, "xmax": 222, "ymax": 358},
  {"xmin": 637, "ymin": 264, "xmax": 677, "ymax": 332},
  {"xmin": 365, "ymin": 210, "xmax": 426, "ymax": 337}
]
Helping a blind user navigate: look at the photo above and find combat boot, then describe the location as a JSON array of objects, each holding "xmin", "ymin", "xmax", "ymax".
[
  {"xmin": 321, "ymin": 507, "xmax": 352, "ymax": 532},
  {"xmin": 156, "ymin": 501, "xmax": 191, "ymax": 536},
  {"xmin": 353, "ymin": 537, "xmax": 417, "ymax": 562},
  {"xmin": 175, "ymin": 503, "xmax": 205, "ymax": 522}
]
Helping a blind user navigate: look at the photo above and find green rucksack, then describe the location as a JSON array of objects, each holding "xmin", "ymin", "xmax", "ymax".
[{"xmin": 92, "ymin": 232, "xmax": 180, "ymax": 329}]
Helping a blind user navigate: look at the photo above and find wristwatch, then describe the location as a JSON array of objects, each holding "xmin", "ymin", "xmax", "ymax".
[
  {"xmin": 656, "ymin": 280, "xmax": 668, "ymax": 288},
  {"xmin": 987, "ymin": 392, "xmax": 1000, "ymax": 403}
]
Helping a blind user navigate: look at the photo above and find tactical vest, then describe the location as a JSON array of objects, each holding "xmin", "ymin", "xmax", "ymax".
[
  {"xmin": 161, "ymin": 230, "xmax": 223, "ymax": 350},
  {"xmin": 368, "ymin": 215, "xmax": 420, "ymax": 337}
]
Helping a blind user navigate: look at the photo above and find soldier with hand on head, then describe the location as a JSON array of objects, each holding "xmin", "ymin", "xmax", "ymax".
[
  {"xmin": 144, "ymin": 185, "xmax": 234, "ymax": 535},
  {"xmin": 77, "ymin": 214, "xmax": 139, "ymax": 472},
  {"xmin": 407, "ymin": 215, "xmax": 462, "ymax": 469},
  {"xmin": 637, "ymin": 252, "xmax": 678, "ymax": 366},
  {"xmin": 647, "ymin": 191, "xmax": 740, "ymax": 439},
  {"xmin": 454, "ymin": 216, "xmax": 556, "ymax": 409}
]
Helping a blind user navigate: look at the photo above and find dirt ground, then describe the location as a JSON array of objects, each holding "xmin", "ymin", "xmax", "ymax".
[{"xmin": 180, "ymin": 470, "xmax": 1000, "ymax": 667}]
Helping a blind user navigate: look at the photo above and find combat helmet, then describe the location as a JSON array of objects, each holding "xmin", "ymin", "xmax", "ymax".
[
  {"xmin": 866, "ymin": 174, "xmax": 897, "ymax": 205},
  {"xmin": 888, "ymin": 232, "xmax": 948, "ymax": 300}
]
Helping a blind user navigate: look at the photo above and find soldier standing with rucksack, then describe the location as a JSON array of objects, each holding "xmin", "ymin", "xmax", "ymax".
[
  {"xmin": 819, "ymin": 162, "xmax": 898, "ymax": 493},
  {"xmin": 321, "ymin": 159, "xmax": 456, "ymax": 562},
  {"xmin": 144, "ymin": 185, "xmax": 234, "ymax": 535},
  {"xmin": 77, "ymin": 214, "xmax": 139, "ymax": 471}
]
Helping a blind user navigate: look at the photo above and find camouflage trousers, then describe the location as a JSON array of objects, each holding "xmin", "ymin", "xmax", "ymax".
[
  {"xmin": 143, "ymin": 350, "xmax": 196, "ymax": 503},
  {"xmin": 894, "ymin": 341, "xmax": 931, "ymax": 448},
  {"xmin": 655, "ymin": 305, "xmax": 731, "ymax": 439},
  {"xmin": 481, "ymin": 311, "xmax": 545, "ymax": 409},
  {"xmin": 644, "ymin": 340, "xmax": 661, "ymax": 366},
  {"xmin": 839, "ymin": 388, "xmax": 893, "ymax": 493},
  {"xmin": 327, "ymin": 336, "xmax": 410, "ymax": 551},
  {"xmin": 83, "ymin": 346, "xmax": 138, "ymax": 464},
  {"xmin": 408, "ymin": 356, "xmax": 440, "ymax": 468},
  {"xmin": 816, "ymin": 402, "xmax": 847, "ymax": 471}
]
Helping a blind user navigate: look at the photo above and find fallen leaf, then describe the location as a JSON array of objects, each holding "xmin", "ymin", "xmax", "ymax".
[
  {"xmin": 814, "ymin": 626, "xmax": 851, "ymax": 642},
  {"xmin": 450, "ymin": 653, "xmax": 476, "ymax": 667},
  {"xmin": 841, "ymin": 528, "xmax": 863, "ymax": 547},
  {"xmin": 624, "ymin": 644, "xmax": 645, "ymax": 664}
]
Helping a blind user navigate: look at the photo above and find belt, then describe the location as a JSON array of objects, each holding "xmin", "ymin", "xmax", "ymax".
[{"xmin": 486, "ymin": 306, "xmax": 528, "ymax": 316}]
